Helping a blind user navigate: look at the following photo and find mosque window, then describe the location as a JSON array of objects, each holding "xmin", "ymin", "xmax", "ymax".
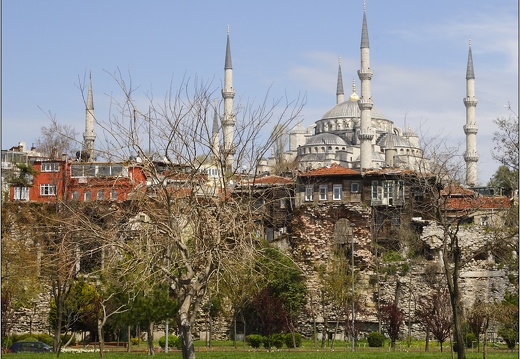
[
  {"xmin": 97, "ymin": 190, "xmax": 105, "ymax": 200},
  {"xmin": 84, "ymin": 190, "xmax": 92, "ymax": 202},
  {"xmin": 305, "ymin": 185, "xmax": 314, "ymax": 201},
  {"xmin": 319, "ymin": 185, "xmax": 328, "ymax": 201},
  {"xmin": 71, "ymin": 190, "xmax": 79, "ymax": 201}
]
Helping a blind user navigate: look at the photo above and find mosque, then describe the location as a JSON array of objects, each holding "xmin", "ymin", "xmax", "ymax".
[
  {"xmin": 253, "ymin": 4, "xmax": 479, "ymax": 186},
  {"xmin": 73, "ymin": 2, "xmax": 479, "ymax": 187}
]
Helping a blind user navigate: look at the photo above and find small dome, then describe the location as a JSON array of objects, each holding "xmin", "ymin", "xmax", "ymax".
[
  {"xmin": 305, "ymin": 132, "xmax": 348, "ymax": 146},
  {"xmin": 321, "ymin": 99, "xmax": 387, "ymax": 121},
  {"xmin": 290, "ymin": 122, "xmax": 307, "ymax": 134}
]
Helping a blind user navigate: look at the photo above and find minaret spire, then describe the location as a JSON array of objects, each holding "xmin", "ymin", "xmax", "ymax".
[
  {"xmin": 463, "ymin": 39, "xmax": 478, "ymax": 186},
  {"xmin": 357, "ymin": 1, "xmax": 374, "ymax": 170},
  {"xmin": 221, "ymin": 26, "xmax": 236, "ymax": 173},
  {"xmin": 82, "ymin": 72, "xmax": 96, "ymax": 161},
  {"xmin": 336, "ymin": 56, "xmax": 345, "ymax": 104}
]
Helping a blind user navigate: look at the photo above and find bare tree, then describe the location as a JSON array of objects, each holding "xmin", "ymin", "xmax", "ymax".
[
  {"xmin": 492, "ymin": 103, "xmax": 519, "ymax": 174},
  {"xmin": 35, "ymin": 112, "xmax": 79, "ymax": 158},
  {"xmin": 66, "ymin": 73, "xmax": 303, "ymax": 359},
  {"xmin": 416, "ymin": 289, "xmax": 452, "ymax": 352}
]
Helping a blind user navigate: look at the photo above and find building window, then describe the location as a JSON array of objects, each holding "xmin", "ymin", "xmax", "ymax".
[
  {"xmin": 97, "ymin": 190, "xmax": 105, "ymax": 200},
  {"xmin": 110, "ymin": 190, "xmax": 118, "ymax": 200},
  {"xmin": 305, "ymin": 185, "xmax": 313, "ymax": 201},
  {"xmin": 333, "ymin": 184, "xmax": 342, "ymax": 200},
  {"xmin": 71, "ymin": 190, "xmax": 79, "ymax": 201},
  {"xmin": 84, "ymin": 190, "xmax": 92, "ymax": 202},
  {"xmin": 40, "ymin": 184, "xmax": 56, "ymax": 196},
  {"xmin": 319, "ymin": 185, "xmax": 328, "ymax": 201},
  {"xmin": 371, "ymin": 180, "xmax": 405, "ymax": 206},
  {"xmin": 14, "ymin": 187, "xmax": 29, "ymax": 201},
  {"xmin": 480, "ymin": 216, "xmax": 489, "ymax": 226},
  {"xmin": 351, "ymin": 182, "xmax": 360, "ymax": 193},
  {"xmin": 41, "ymin": 162, "xmax": 59, "ymax": 172},
  {"xmin": 280, "ymin": 198, "xmax": 286, "ymax": 209}
]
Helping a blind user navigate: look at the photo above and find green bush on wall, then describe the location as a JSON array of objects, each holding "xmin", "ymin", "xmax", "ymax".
[{"xmin": 367, "ymin": 331, "xmax": 385, "ymax": 347}]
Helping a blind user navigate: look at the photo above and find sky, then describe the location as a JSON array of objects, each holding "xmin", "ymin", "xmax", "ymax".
[{"xmin": 2, "ymin": 0, "xmax": 518, "ymax": 185}]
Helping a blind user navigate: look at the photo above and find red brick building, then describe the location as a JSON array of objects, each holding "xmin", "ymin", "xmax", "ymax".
[{"xmin": 9, "ymin": 158, "xmax": 147, "ymax": 202}]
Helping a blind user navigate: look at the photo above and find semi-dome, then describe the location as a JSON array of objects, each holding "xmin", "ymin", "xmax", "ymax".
[
  {"xmin": 306, "ymin": 132, "xmax": 348, "ymax": 146},
  {"xmin": 321, "ymin": 99, "xmax": 387, "ymax": 121}
]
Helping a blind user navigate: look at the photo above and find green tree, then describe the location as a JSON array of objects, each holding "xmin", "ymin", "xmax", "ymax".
[
  {"xmin": 122, "ymin": 284, "xmax": 178, "ymax": 355},
  {"xmin": 257, "ymin": 245, "xmax": 307, "ymax": 347},
  {"xmin": 487, "ymin": 165, "xmax": 518, "ymax": 193},
  {"xmin": 496, "ymin": 292, "xmax": 518, "ymax": 351}
]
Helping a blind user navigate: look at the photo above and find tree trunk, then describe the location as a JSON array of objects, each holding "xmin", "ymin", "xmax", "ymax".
[
  {"xmin": 180, "ymin": 313, "xmax": 195, "ymax": 359},
  {"xmin": 97, "ymin": 319, "xmax": 105, "ymax": 359},
  {"xmin": 482, "ymin": 317, "xmax": 489, "ymax": 359},
  {"xmin": 425, "ymin": 327, "xmax": 430, "ymax": 352},
  {"xmin": 331, "ymin": 320, "xmax": 339, "ymax": 350},
  {"xmin": 147, "ymin": 321, "xmax": 155, "ymax": 356},
  {"xmin": 232, "ymin": 312, "xmax": 237, "ymax": 349},
  {"xmin": 127, "ymin": 325, "xmax": 131, "ymax": 352}
]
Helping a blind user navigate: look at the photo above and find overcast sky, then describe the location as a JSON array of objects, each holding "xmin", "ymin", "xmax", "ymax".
[{"xmin": 2, "ymin": 0, "xmax": 518, "ymax": 185}]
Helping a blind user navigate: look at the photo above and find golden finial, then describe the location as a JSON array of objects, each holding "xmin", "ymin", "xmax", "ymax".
[{"xmin": 349, "ymin": 79, "xmax": 359, "ymax": 101}]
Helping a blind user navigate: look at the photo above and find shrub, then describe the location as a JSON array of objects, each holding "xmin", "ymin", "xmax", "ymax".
[
  {"xmin": 367, "ymin": 331, "xmax": 385, "ymax": 347},
  {"xmin": 61, "ymin": 333, "xmax": 76, "ymax": 346},
  {"xmin": 264, "ymin": 333, "xmax": 284, "ymax": 349},
  {"xmin": 465, "ymin": 332, "xmax": 477, "ymax": 348},
  {"xmin": 158, "ymin": 335, "xmax": 181, "ymax": 350},
  {"xmin": 36, "ymin": 333, "xmax": 54, "ymax": 346},
  {"xmin": 130, "ymin": 337, "xmax": 139, "ymax": 345},
  {"xmin": 246, "ymin": 334, "xmax": 264, "ymax": 348},
  {"xmin": 284, "ymin": 333, "xmax": 302, "ymax": 348}
]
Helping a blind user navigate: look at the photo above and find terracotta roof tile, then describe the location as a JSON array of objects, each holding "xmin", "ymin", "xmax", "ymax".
[
  {"xmin": 241, "ymin": 175, "xmax": 294, "ymax": 185},
  {"xmin": 300, "ymin": 163, "xmax": 360, "ymax": 177},
  {"xmin": 446, "ymin": 196, "xmax": 511, "ymax": 210}
]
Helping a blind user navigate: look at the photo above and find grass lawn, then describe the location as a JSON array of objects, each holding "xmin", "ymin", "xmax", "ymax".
[
  {"xmin": 3, "ymin": 340, "xmax": 517, "ymax": 359},
  {"xmin": 2, "ymin": 347, "xmax": 518, "ymax": 359}
]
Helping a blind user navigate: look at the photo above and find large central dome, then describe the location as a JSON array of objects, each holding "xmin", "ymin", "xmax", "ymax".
[{"xmin": 320, "ymin": 99, "xmax": 387, "ymax": 121}]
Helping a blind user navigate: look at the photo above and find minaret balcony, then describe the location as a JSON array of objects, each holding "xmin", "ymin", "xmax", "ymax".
[
  {"xmin": 221, "ymin": 88, "xmax": 236, "ymax": 99},
  {"xmin": 359, "ymin": 133, "xmax": 374, "ymax": 140},
  {"xmin": 463, "ymin": 151, "xmax": 479, "ymax": 162},
  {"xmin": 358, "ymin": 98, "xmax": 373, "ymax": 110},
  {"xmin": 357, "ymin": 69, "xmax": 373, "ymax": 81},
  {"xmin": 463, "ymin": 124, "xmax": 478, "ymax": 135},
  {"xmin": 463, "ymin": 97, "xmax": 478, "ymax": 107}
]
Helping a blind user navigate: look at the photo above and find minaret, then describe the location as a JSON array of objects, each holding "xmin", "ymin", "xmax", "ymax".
[
  {"xmin": 221, "ymin": 26, "xmax": 236, "ymax": 173},
  {"xmin": 357, "ymin": 1, "xmax": 374, "ymax": 170},
  {"xmin": 211, "ymin": 101, "xmax": 220, "ymax": 164},
  {"xmin": 385, "ymin": 129, "xmax": 396, "ymax": 167},
  {"xmin": 336, "ymin": 56, "xmax": 345, "ymax": 104},
  {"xmin": 463, "ymin": 40, "xmax": 478, "ymax": 186},
  {"xmin": 82, "ymin": 72, "xmax": 96, "ymax": 161}
]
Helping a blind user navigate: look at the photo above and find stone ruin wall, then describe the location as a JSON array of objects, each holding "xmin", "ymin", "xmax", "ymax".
[{"xmin": 7, "ymin": 204, "xmax": 516, "ymax": 342}]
